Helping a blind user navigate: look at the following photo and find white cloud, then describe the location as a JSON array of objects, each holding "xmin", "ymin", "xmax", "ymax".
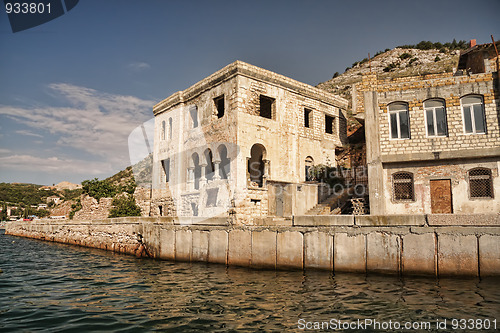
[
  {"xmin": 127, "ymin": 62, "xmax": 151, "ymax": 72},
  {"xmin": 0, "ymin": 148, "xmax": 11, "ymax": 154},
  {"xmin": 15, "ymin": 130, "xmax": 43, "ymax": 138},
  {"xmin": 0, "ymin": 84, "xmax": 155, "ymax": 173},
  {"xmin": 0, "ymin": 154, "xmax": 114, "ymax": 175}
]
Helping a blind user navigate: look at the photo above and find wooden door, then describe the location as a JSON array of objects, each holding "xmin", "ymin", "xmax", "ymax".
[{"xmin": 430, "ymin": 179, "xmax": 453, "ymax": 214}]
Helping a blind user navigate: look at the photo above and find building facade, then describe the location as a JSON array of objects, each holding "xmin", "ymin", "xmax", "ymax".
[
  {"xmin": 151, "ymin": 61, "xmax": 348, "ymax": 224},
  {"xmin": 359, "ymin": 42, "xmax": 500, "ymax": 214}
]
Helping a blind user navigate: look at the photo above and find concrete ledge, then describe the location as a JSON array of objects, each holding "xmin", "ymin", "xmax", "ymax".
[
  {"xmin": 356, "ymin": 215, "xmax": 426, "ymax": 226},
  {"xmin": 428, "ymin": 214, "xmax": 500, "ymax": 226},
  {"xmin": 438, "ymin": 234, "xmax": 478, "ymax": 277},
  {"xmin": 381, "ymin": 147, "xmax": 500, "ymax": 163},
  {"xmin": 293, "ymin": 215, "xmax": 354, "ymax": 226},
  {"xmin": 175, "ymin": 216, "xmax": 229, "ymax": 225},
  {"xmin": 334, "ymin": 233, "xmax": 366, "ymax": 273}
]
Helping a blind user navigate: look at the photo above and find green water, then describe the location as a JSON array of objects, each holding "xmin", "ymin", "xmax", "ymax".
[{"xmin": 1, "ymin": 230, "xmax": 499, "ymax": 332}]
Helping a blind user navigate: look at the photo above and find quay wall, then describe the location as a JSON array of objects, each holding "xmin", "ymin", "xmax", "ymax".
[{"xmin": 5, "ymin": 214, "xmax": 500, "ymax": 277}]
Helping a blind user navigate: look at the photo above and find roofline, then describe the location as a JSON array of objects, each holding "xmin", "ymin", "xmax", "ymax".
[{"xmin": 153, "ymin": 60, "xmax": 348, "ymax": 115}]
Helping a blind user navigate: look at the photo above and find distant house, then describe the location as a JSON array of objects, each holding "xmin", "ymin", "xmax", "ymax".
[
  {"xmin": 37, "ymin": 204, "xmax": 48, "ymax": 209},
  {"xmin": 46, "ymin": 196, "xmax": 61, "ymax": 205},
  {"xmin": 357, "ymin": 40, "xmax": 500, "ymax": 214}
]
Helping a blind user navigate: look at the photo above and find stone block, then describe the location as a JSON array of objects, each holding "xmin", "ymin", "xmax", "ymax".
[
  {"xmin": 251, "ymin": 230, "xmax": 277, "ymax": 269},
  {"xmin": 366, "ymin": 232, "xmax": 400, "ymax": 274},
  {"xmin": 304, "ymin": 232, "xmax": 333, "ymax": 270},
  {"xmin": 228, "ymin": 229, "xmax": 252, "ymax": 267},
  {"xmin": 175, "ymin": 229, "xmax": 192, "ymax": 262},
  {"xmin": 294, "ymin": 215, "xmax": 354, "ymax": 226},
  {"xmin": 277, "ymin": 231, "xmax": 303, "ymax": 269},
  {"xmin": 192, "ymin": 230, "xmax": 209, "ymax": 262},
  {"xmin": 208, "ymin": 230, "xmax": 228, "ymax": 264},
  {"xmin": 428, "ymin": 214, "xmax": 500, "ymax": 226},
  {"xmin": 402, "ymin": 233, "xmax": 435, "ymax": 276},
  {"xmin": 438, "ymin": 234, "xmax": 478, "ymax": 277},
  {"xmin": 356, "ymin": 215, "xmax": 426, "ymax": 226},
  {"xmin": 159, "ymin": 228, "xmax": 175, "ymax": 260},
  {"xmin": 479, "ymin": 235, "xmax": 500, "ymax": 277},
  {"xmin": 334, "ymin": 233, "xmax": 366, "ymax": 273}
]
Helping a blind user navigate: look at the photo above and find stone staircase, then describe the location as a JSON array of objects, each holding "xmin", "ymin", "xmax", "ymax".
[{"xmin": 305, "ymin": 186, "xmax": 355, "ymax": 215}]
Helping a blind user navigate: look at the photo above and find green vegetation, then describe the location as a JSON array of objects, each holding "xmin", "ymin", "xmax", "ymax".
[
  {"xmin": 108, "ymin": 195, "xmax": 141, "ymax": 218},
  {"xmin": 383, "ymin": 62, "xmax": 398, "ymax": 72},
  {"xmin": 61, "ymin": 188, "xmax": 83, "ymax": 201},
  {"xmin": 397, "ymin": 39, "xmax": 468, "ymax": 51},
  {"xmin": 434, "ymin": 55, "xmax": 441, "ymax": 62},
  {"xmin": 308, "ymin": 164, "xmax": 344, "ymax": 189},
  {"xmin": 81, "ymin": 174, "xmax": 136, "ymax": 201},
  {"xmin": 0, "ymin": 183, "xmax": 59, "ymax": 206},
  {"xmin": 399, "ymin": 52, "xmax": 411, "ymax": 60},
  {"xmin": 69, "ymin": 198, "xmax": 82, "ymax": 220}
]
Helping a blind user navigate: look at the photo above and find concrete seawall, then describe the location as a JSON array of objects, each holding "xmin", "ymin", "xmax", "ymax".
[{"xmin": 5, "ymin": 214, "xmax": 500, "ymax": 277}]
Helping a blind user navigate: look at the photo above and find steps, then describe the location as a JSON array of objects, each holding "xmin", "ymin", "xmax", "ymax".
[{"xmin": 305, "ymin": 186, "xmax": 354, "ymax": 215}]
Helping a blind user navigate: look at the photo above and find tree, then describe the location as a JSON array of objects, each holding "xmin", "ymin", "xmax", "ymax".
[
  {"xmin": 82, "ymin": 178, "xmax": 117, "ymax": 201},
  {"xmin": 108, "ymin": 195, "xmax": 142, "ymax": 218}
]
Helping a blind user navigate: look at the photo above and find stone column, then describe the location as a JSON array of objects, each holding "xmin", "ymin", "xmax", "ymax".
[
  {"xmin": 187, "ymin": 167, "xmax": 194, "ymax": 191},
  {"xmin": 263, "ymin": 159, "xmax": 270, "ymax": 187},
  {"xmin": 213, "ymin": 159, "xmax": 221, "ymax": 180},
  {"xmin": 200, "ymin": 163, "xmax": 207, "ymax": 185}
]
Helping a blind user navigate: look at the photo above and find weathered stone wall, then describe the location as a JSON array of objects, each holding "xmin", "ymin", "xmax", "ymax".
[
  {"xmin": 73, "ymin": 196, "xmax": 113, "ymax": 220},
  {"xmin": 6, "ymin": 214, "xmax": 500, "ymax": 277}
]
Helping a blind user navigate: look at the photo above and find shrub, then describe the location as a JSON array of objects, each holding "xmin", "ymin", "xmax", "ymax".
[
  {"xmin": 108, "ymin": 195, "xmax": 142, "ymax": 218},
  {"xmin": 69, "ymin": 198, "xmax": 82, "ymax": 220},
  {"xmin": 399, "ymin": 52, "xmax": 411, "ymax": 60},
  {"xmin": 332, "ymin": 72, "xmax": 339, "ymax": 79},
  {"xmin": 82, "ymin": 178, "xmax": 117, "ymax": 201},
  {"xmin": 434, "ymin": 55, "xmax": 441, "ymax": 62},
  {"xmin": 383, "ymin": 62, "xmax": 398, "ymax": 72}
]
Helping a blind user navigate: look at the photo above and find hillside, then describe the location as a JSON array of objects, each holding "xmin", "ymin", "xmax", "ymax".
[{"xmin": 316, "ymin": 41, "xmax": 470, "ymax": 134}]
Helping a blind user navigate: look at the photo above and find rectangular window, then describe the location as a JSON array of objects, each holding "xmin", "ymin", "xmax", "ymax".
[
  {"xmin": 162, "ymin": 159, "xmax": 170, "ymax": 183},
  {"xmin": 259, "ymin": 95, "xmax": 275, "ymax": 119},
  {"xmin": 206, "ymin": 188, "xmax": 218, "ymax": 207},
  {"xmin": 189, "ymin": 107, "xmax": 198, "ymax": 128},
  {"xmin": 393, "ymin": 172, "xmax": 414, "ymax": 201},
  {"xmin": 304, "ymin": 108, "xmax": 312, "ymax": 128},
  {"xmin": 469, "ymin": 168, "xmax": 493, "ymax": 199},
  {"xmin": 214, "ymin": 95, "xmax": 224, "ymax": 118},
  {"xmin": 388, "ymin": 103, "xmax": 410, "ymax": 139},
  {"xmin": 325, "ymin": 115, "xmax": 334, "ymax": 134}
]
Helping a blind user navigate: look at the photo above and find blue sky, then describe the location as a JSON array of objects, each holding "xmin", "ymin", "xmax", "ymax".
[{"xmin": 0, "ymin": 0, "xmax": 498, "ymax": 185}]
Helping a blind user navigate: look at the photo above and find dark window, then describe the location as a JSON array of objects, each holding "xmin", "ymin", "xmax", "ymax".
[
  {"xmin": 304, "ymin": 108, "xmax": 312, "ymax": 128},
  {"xmin": 162, "ymin": 159, "xmax": 170, "ymax": 183},
  {"xmin": 189, "ymin": 106, "xmax": 198, "ymax": 128},
  {"xmin": 259, "ymin": 95, "xmax": 275, "ymax": 119},
  {"xmin": 161, "ymin": 121, "xmax": 166, "ymax": 140},
  {"xmin": 392, "ymin": 172, "xmax": 414, "ymax": 201},
  {"xmin": 206, "ymin": 188, "xmax": 218, "ymax": 207},
  {"xmin": 214, "ymin": 95, "xmax": 224, "ymax": 118},
  {"xmin": 388, "ymin": 102, "xmax": 410, "ymax": 139},
  {"xmin": 325, "ymin": 115, "xmax": 334, "ymax": 134},
  {"xmin": 168, "ymin": 118, "xmax": 172, "ymax": 139},
  {"xmin": 469, "ymin": 168, "xmax": 493, "ymax": 198}
]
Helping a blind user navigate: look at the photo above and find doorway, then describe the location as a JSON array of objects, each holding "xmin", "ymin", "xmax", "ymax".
[{"xmin": 430, "ymin": 179, "xmax": 453, "ymax": 214}]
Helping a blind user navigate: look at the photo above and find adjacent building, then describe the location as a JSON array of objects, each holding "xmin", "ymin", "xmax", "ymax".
[
  {"xmin": 151, "ymin": 61, "xmax": 348, "ymax": 224},
  {"xmin": 358, "ymin": 41, "xmax": 500, "ymax": 214}
]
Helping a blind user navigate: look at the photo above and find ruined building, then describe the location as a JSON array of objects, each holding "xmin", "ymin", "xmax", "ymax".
[
  {"xmin": 356, "ymin": 40, "xmax": 500, "ymax": 214},
  {"xmin": 151, "ymin": 61, "xmax": 348, "ymax": 224}
]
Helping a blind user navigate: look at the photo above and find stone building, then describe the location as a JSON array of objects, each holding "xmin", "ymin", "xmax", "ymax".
[
  {"xmin": 151, "ymin": 61, "xmax": 348, "ymax": 224},
  {"xmin": 358, "ymin": 41, "xmax": 500, "ymax": 214}
]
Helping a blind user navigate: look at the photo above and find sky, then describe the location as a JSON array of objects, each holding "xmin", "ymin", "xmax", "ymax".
[{"xmin": 0, "ymin": 0, "xmax": 498, "ymax": 185}]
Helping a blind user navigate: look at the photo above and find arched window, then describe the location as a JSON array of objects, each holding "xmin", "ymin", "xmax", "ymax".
[
  {"xmin": 388, "ymin": 102, "xmax": 410, "ymax": 139},
  {"xmin": 204, "ymin": 149, "xmax": 214, "ymax": 181},
  {"xmin": 469, "ymin": 168, "xmax": 493, "ymax": 198},
  {"xmin": 161, "ymin": 120, "xmax": 166, "ymax": 140},
  {"xmin": 305, "ymin": 156, "xmax": 314, "ymax": 181},
  {"xmin": 218, "ymin": 145, "xmax": 230, "ymax": 179},
  {"xmin": 392, "ymin": 172, "xmax": 414, "ymax": 201},
  {"xmin": 168, "ymin": 118, "xmax": 173, "ymax": 140},
  {"xmin": 424, "ymin": 99, "xmax": 447, "ymax": 137},
  {"xmin": 248, "ymin": 144, "xmax": 266, "ymax": 187},
  {"xmin": 461, "ymin": 95, "xmax": 486, "ymax": 134}
]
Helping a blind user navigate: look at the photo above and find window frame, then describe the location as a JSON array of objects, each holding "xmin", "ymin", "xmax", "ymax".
[
  {"xmin": 304, "ymin": 108, "xmax": 312, "ymax": 128},
  {"xmin": 468, "ymin": 167, "xmax": 494, "ymax": 199},
  {"xmin": 325, "ymin": 114, "xmax": 335, "ymax": 134},
  {"xmin": 387, "ymin": 102, "xmax": 410, "ymax": 140},
  {"xmin": 461, "ymin": 95, "xmax": 486, "ymax": 135},
  {"xmin": 392, "ymin": 171, "xmax": 415, "ymax": 202},
  {"xmin": 259, "ymin": 95, "xmax": 275, "ymax": 120},
  {"xmin": 423, "ymin": 99, "xmax": 448, "ymax": 137},
  {"xmin": 214, "ymin": 95, "xmax": 225, "ymax": 119}
]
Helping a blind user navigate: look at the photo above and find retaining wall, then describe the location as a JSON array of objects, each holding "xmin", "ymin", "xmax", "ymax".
[{"xmin": 5, "ymin": 214, "xmax": 500, "ymax": 277}]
